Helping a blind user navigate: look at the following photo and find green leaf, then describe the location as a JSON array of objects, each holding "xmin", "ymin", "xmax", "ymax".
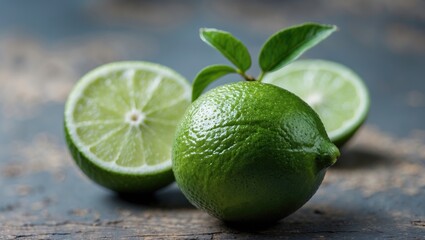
[
  {"xmin": 259, "ymin": 23, "xmax": 337, "ymax": 73},
  {"xmin": 200, "ymin": 28, "xmax": 251, "ymax": 72},
  {"xmin": 192, "ymin": 65, "xmax": 237, "ymax": 102}
]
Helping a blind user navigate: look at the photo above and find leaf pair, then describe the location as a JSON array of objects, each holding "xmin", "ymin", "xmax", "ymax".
[
  {"xmin": 192, "ymin": 23, "xmax": 337, "ymax": 101},
  {"xmin": 192, "ymin": 29, "xmax": 251, "ymax": 101}
]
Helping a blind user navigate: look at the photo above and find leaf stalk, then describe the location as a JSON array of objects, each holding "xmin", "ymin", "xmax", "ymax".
[
  {"xmin": 237, "ymin": 69, "xmax": 256, "ymax": 81},
  {"xmin": 257, "ymin": 72, "xmax": 265, "ymax": 82}
]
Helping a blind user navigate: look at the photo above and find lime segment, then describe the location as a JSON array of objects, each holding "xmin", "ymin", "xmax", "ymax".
[
  {"xmin": 263, "ymin": 59, "xmax": 369, "ymax": 146},
  {"xmin": 65, "ymin": 62, "xmax": 191, "ymax": 192}
]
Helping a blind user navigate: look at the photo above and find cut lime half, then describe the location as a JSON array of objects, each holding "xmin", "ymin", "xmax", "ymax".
[
  {"xmin": 64, "ymin": 62, "xmax": 191, "ymax": 193},
  {"xmin": 263, "ymin": 59, "xmax": 369, "ymax": 146}
]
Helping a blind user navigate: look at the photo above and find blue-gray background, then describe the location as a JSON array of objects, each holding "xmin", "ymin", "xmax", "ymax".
[{"xmin": 0, "ymin": 1, "xmax": 424, "ymax": 238}]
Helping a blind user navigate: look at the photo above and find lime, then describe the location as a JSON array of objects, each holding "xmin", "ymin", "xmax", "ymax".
[
  {"xmin": 65, "ymin": 62, "xmax": 191, "ymax": 193},
  {"xmin": 173, "ymin": 81, "xmax": 339, "ymax": 223},
  {"xmin": 263, "ymin": 59, "xmax": 369, "ymax": 147}
]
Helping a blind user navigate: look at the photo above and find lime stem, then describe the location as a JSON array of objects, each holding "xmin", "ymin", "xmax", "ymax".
[
  {"xmin": 257, "ymin": 71, "xmax": 265, "ymax": 82},
  {"xmin": 237, "ymin": 69, "xmax": 256, "ymax": 81}
]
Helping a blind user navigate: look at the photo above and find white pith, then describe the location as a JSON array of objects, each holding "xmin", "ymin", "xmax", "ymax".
[
  {"xmin": 305, "ymin": 92, "xmax": 323, "ymax": 107},
  {"xmin": 125, "ymin": 109, "xmax": 145, "ymax": 127}
]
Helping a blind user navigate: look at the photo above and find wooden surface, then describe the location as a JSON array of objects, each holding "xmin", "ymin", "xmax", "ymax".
[{"xmin": 1, "ymin": 0, "xmax": 425, "ymax": 239}]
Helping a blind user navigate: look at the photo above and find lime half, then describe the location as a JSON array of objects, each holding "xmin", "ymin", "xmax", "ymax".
[
  {"xmin": 264, "ymin": 59, "xmax": 369, "ymax": 146},
  {"xmin": 64, "ymin": 62, "xmax": 191, "ymax": 193}
]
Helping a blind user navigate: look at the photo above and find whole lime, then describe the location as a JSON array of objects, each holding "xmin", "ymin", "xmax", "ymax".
[{"xmin": 172, "ymin": 81, "xmax": 339, "ymax": 223}]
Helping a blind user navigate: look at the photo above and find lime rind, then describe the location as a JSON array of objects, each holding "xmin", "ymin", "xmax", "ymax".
[
  {"xmin": 65, "ymin": 62, "xmax": 191, "ymax": 176},
  {"xmin": 65, "ymin": 126, "xmax": 175, "ymax": 193},
  {"xmin": 263, "ymin": 59, "xmax": 369, "ymax": 145}
]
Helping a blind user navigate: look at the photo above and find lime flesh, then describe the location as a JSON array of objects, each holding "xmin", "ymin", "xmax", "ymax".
[
  {"xmin": 264, "ymin": 59, "xmax": 369, "ymax": 146},
  {"xmin": 65, "ymin": 62, "xmax": 191, "ymax": 193}
]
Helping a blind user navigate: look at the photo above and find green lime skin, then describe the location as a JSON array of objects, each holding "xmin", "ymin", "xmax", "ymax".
[
  {"xmin": 173, "ymin": 81, "xmax": 339, "ymax": 224},
  {"xmin": 65, "ymin": 125, "xmax": 174, "ymax": 193}
]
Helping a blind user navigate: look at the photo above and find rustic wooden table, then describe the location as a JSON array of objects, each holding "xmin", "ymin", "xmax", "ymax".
[{"xmin": 1, "ymin": 1, "xmax": 424, "ymax": 239}]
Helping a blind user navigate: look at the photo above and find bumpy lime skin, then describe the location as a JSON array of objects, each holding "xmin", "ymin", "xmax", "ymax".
[
  {"xmin": 64, "ymin": 123, "xmax": 174, "ymax": 193},
  {"xmin": 173, "ymin": 82, "xmax": 339, "ymax": 224}
]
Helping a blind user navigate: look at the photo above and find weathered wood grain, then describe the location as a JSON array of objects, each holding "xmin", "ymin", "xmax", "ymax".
[
  {"xmin": 1, "ymin": 0, "xmax": 425, "ymax": 239},
  {"xmin": 1, "ymin": 127, "xmax": 425, "ymax": 239}
]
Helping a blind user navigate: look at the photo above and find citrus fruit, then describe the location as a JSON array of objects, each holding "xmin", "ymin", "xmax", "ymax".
[
  {"xmin": 263, "ymin": 59, "xmax": 369, "ymax": 147},
  {"xmin": 172, "ymin": 81, "xmax": 340, "ymax": 223},
  {"xmin": 64, "ymin": 62, "xmax": 191, "ymax": 193}
]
